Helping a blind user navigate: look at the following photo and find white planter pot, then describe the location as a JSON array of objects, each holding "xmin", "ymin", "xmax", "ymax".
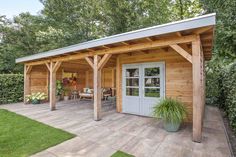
[{"xmin": 64, "ymin": 96, "xmax": 69, "ymax": 101}]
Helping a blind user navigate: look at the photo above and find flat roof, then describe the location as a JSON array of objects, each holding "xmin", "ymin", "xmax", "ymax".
[{"xmin": 16, "ymin": 13, "xmax": 216, "ymax": 63}]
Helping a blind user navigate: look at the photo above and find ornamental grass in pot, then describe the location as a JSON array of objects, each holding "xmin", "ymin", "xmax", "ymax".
[{"xmin": 153, "ymin": 98, "xmax": 187, "ymax": 132}]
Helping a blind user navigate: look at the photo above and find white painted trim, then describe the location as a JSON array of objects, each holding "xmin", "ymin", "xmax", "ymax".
[{"xmin": 122, "ymin": 62, "xmax": 166, "ymax": 116}]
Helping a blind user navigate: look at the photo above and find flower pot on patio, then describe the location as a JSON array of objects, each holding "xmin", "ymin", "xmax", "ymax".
[
  {"xmin": 64, "ymin": 96, "xmax": 69, "ymax": 101},
  {"xmin": 153, "ymin": 98, "xmax": 187, "ymax": 132},
  {"xmin": 163, "ymin": 121, "xmax": 181, "ymax": 132}
]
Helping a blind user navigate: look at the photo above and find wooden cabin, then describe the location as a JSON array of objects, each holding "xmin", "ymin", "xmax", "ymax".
[{"xmin": 16, "ymin": 13, "xmax": 216, "ymax": 142}]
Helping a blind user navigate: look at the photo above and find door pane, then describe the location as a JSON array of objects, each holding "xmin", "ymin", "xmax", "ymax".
[
  {"xmin": 144, "ymin": 88, "xmax": 160, "ymax": 97},
  {"xmin": 126, "ymin": 88, "xmax": 139, "ymax": 96},
  {"xmin": 145, "ymin": 67, "xmax": 160, "ymax": 76},
  {"xmin": 126, "ymin": 68, "xmax": 139, "ymax": 77},
  {"xmin": 145, "ymin": 78, "xmax": 160, "ymax": 87},
  {"xmin": 126, "ymin": 78, "xmax": 139, "ymax": 86}
]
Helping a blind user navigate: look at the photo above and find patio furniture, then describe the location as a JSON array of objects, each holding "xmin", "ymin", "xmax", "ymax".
[
  {"xmin": 79, "ymin": 88, "xmax": 94, "ymax": 100},
  {"xmin": 71, "ymin": 90, "xmax": 78, "ymax": 100},
  {"xmin": 102, "ymin": 88, "xmax": 112, "ymax": 100}
]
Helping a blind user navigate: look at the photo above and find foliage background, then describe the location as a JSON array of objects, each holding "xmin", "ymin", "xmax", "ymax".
[{"xmin": 0, "ymin": 74, "xmax": 24, "ymax": 104}]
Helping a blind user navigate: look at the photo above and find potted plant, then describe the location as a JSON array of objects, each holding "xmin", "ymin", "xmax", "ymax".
[
  {"xmin": 153, "ymin": 98, "xmax": 187, "ymax": 132},
  {"xmin": 56, "ymin": 80, "xmax": 64, "ymax": 101},
  {"xmin": 64, "ymin": 87, "xmax": 70, "ymax": 101},
  {"xmin": 26, "ymin": 92, "xmax": 47, "ymax": 104}
]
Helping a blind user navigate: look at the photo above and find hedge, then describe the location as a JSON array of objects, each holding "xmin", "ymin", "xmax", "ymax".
[
  {"xmin": 206, "ymin": 62, "xmax": 236, "ymax": 133},
  {"xmin": 0, "ymin": 74, "xmax": 24, "ymax": 104},
  {"xmin": 222, "ymin": 63, "xmax": 236, "ymax": 132}
]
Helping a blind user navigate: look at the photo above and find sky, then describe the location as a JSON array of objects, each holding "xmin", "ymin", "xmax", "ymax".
[{"xmin": 0, "ymin": 0, "xmax": 44, "ymax": 19}]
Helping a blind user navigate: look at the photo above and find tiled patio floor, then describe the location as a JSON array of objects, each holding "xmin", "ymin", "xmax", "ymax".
[{"xmin": 0, "ymin": 100, "xmax": 232, "ymax": 157}]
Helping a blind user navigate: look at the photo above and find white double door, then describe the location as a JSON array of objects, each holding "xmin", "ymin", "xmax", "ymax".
[{"xmin": 122, "ymin": 62, "xmax": 165, "ymax": 117}]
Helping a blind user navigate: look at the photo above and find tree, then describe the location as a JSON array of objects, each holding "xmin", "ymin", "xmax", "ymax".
[
  {"xmin": 201, "ymin": 0, "xmax": 236, "ymax": 61},
  {"xmin": 101, "ymin": 0, "xmax": 172, "ymax": 35},
  {"xmin": 171, "ymin": 0, "xmax": 203, "ymax": 20}
]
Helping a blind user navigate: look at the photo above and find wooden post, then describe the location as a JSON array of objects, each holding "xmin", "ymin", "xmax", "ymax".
[
  {"xmin": 50, "ymin": 64, "xmax": 56, "ymax": 110},
  {"xmin": 93, "ymin": 55, "xmax": 102, "ymax": 120},
  {"xmin": 111, "ymin": 68, "xmax": 115, "ymax": 96},
  {"xmin": 24, "ymin": 65, "xmax": 32, "ymax": 104},
  {"xmin": 192, "ymin": 35, "xmax": 204, "ymax": 142},
  {"xmin": 116, "ymin": 56, "xmax": 121, "ymax": 112},
  {"xmin": 46, "ymin": 61, "xmax": 61, "ymax": 111}
]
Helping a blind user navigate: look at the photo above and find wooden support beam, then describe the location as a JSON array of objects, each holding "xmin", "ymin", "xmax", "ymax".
[
  {"xmin": 111, "ymin": 68, "xmax": 115, "ymax": 96},
  {"xmin": 85, "ymin": 57, "xmax": 94, "ymax": 69},
  {"xmin": 116, "ymin": 56, "xmax": 121, "ymax": 112},
  {"xmin": 93, "ymin": 55, "xmax": 102, "ymax": 121},
  {"xmin": 24, "ymin": 65, "xmax": 32, "ymax": 104},
  {"xmin": 146, "ymin": 37, "xmax": 153, "ymax": 41},
  {"xmin": 102, "ymin": 45, "xmax": 110, "ymax": 49},
  {"xmin": 48, "ymin": 61, "xmax": 61, "ymax": 111},
  {"xmin": 170, "ymin": 44, "xmax": 192, "ymax": 63},
  {"xmin": 193, "ymin": 26, "xmax": 212, "ymax": 34},
  {"xmin": 52, "ymin": 61, "xmax": 61, "ymax": 72},
  {"xmin": 98, "ymin": 54, "xmax": 112, "ymax": 70},
  {"xmin": 45, "ymin": 62, "xmax": 50, "ymax": 71},
  {"xmin": 121, "ymin": 42, "xmax": 129, "ymax": 45},
  {"xmin": 192, "ymin": 35, "xmax": 204, "ymax": 142}
]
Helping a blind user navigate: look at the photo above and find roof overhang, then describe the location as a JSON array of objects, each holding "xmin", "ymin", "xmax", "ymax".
[{"xmin": 16, "ymin": 13, "xmax": 216, "ymax": 63}]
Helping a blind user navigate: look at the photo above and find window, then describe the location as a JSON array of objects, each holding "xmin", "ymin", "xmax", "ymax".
[
  {"xmin": 144, "ymin": 67, "xmax": 160, "ymax": 98},
  {"xmin": 125, "ymin": 68, "xmax": 139, "ymax": 96}
]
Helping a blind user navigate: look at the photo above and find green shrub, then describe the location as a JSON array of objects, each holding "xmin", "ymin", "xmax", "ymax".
[
  {"xmin": 0, "ymin": 74, "xmax": 24, "ymax": 104},
  {"xmin": 222, "ymin": 63, "xmax": 236, "ymax": 132}
]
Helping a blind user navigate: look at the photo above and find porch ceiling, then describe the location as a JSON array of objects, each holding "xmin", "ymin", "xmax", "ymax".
[{"xmin": 16, "ymin": 13, "xmax": 216, "ymax": 65}]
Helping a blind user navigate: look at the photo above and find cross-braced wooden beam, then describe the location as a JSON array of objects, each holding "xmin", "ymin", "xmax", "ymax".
[
  {"xmin": 85, "ymin": 54, "xmax": 112, "ymax": 120},
  {"xmin": 170, "ymin": 44, "xmax": 192, "ymax": 63}
]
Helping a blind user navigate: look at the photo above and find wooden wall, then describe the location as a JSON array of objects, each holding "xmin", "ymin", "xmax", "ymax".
[
  {"xmin": 116, "ymin": 49, "xmax": 193, "ymax": 121},
  {"xmin": 29, "ymin": 65, "xmax": 115, "ymax": 97},
  {"xmin": 85, "ymin": 68, "xmax": 116, "ymax": 89},
  {"xmin": 30, "ymin": 65, "xmax": 48, "ymax": 96}
]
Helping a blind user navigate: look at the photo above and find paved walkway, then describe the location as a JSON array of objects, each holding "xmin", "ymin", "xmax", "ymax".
[{"xmin": 0, "ymin": 100, "xmax": 232, "ymax": 157}]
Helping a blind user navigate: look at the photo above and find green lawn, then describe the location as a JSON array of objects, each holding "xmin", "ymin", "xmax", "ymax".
[
  {"xmin": 111, "ymin": 151, "xmax": 134, "ymax": 157},
  {"xmin": 0, "ymin": 109, "xmax": 75, "ymax": 157}
]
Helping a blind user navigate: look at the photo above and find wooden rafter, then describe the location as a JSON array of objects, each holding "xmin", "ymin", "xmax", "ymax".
[
  {"xmin": 121, "ymin": 41, "xmax": 129, "ymax": 45},
  {"xmin": 170, "ymin": 44, "xmax": 192, "ymax": 63},
  {"xmin": 193, "ymin": 26, "xmax": 212, "ymax": 34}
]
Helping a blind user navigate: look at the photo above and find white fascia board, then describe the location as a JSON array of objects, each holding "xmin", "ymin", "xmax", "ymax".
[{"xmin": 16, "ymin": 13, "xmax": 216, "ymax": 63}]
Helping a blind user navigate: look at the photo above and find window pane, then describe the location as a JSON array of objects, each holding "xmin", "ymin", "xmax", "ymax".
[
  {"xmin": 126, "ymin": 68, "xmax": 139, "ymax": 77},
  {"xmin": 145, "ymin": 78, "xmax": 160, "ymax": 87},
  {"xmin": 126, "ymin": 88, "xmax": 139, "ymax": 96},
  {"xmin": 126, "ymin": 78, "xmax": 139, "ymax": 86},
  {"xmin": 145, "ymin": 88, "xmax": 160, "ymax": 97},
  {"xmin": 145, "ymin": 67, "xmax": 160, "ymax": 76}
]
